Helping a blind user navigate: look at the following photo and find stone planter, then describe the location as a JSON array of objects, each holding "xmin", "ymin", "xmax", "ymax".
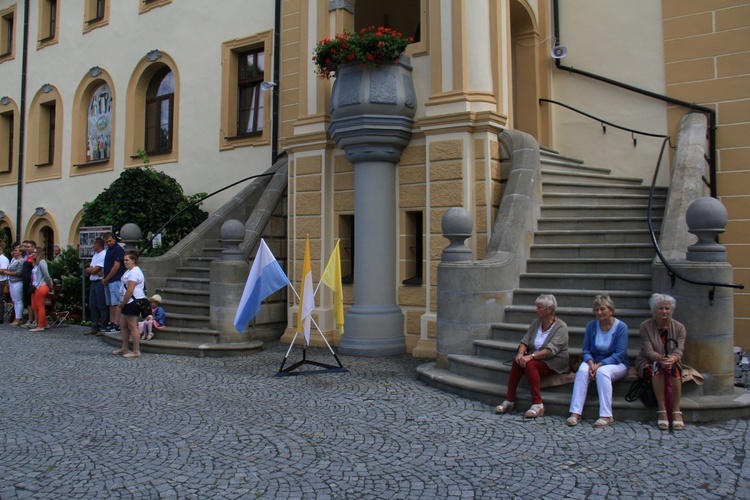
[{"xmin": 329, "ymin": 57, "xmax": 417, "ymax": 163}]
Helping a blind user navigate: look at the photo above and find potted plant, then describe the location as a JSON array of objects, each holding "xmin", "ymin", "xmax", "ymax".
[{"xmin": 312, "ymin": 26, "xmax": 412, "ymax": 79}]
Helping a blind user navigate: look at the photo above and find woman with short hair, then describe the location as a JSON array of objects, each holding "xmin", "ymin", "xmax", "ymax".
[
  {"xmin": 495, "ymin": 294, "xmax": 569, "ymax": 418},
  {"xmin": 635, "ymin": 293, "xmax": 686, "ymax": 430},
  {"xmin": 567, "ymin": 295, "xmax": 630, "ymax": 427}
]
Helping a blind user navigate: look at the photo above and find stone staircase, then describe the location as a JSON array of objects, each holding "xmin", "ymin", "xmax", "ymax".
[
  {"xmin": 418, "ymin": 148, "xmax": 672, "ymax": 420},
  {"xmin": 149, "ymin": 244, "xmax": 223, "ymax": 350},
  {"xmin": 102, "ymin": 157, "xmax": 289, "ymax": 357}
]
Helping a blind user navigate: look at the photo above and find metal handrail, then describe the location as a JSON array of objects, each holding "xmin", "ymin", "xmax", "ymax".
[
  {"xmin": 539, "ymin": 99, "xmax": 744, "ymax": 298},
  {"xmin": 145, "ymin": 171, "xmax": 275, "ymax": 249}
]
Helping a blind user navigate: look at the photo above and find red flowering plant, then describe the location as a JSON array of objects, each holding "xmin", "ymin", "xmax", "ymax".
[{"xmin": 312, "ymin": 26, "xmax": 412, "ymax": 79}]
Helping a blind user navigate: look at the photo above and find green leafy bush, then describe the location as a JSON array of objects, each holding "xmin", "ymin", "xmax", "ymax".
[
  {"xmin": 82, "ymin": 155, "xmax": 208, "ymax": 257},
  {"xmin": 47, "ymin": 246, "xmax": 86, "ymax": 315}
]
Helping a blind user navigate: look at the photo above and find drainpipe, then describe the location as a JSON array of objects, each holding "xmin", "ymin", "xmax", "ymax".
[
  {"xmin": 15, "ymin": 0, "xmax": 29, "ymax": 242},
  {"xmin": 551, "ymin": 0, "xmax": 717, "ymax": 198},
  {"xmin": 271, "ymin": 0, "xmax": 281, "ymax": 162}
]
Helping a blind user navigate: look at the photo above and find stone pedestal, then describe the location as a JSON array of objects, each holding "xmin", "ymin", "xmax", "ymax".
[
  {"xmin": 653, "ymin": 261, "xmax": 735, "ymax": 395},
  {"xmin": 328, "ymin": 58, "xmax": 416, "ymax": 356}
]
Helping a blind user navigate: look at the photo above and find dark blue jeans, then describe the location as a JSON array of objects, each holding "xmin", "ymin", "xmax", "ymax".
[{"xmin": 89, "ymin": 280, "xmax": 108, "ymax": 330}]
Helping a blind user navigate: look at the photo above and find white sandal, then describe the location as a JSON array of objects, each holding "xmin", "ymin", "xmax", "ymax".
[
  {"xmin": 524, "ymin": 404, "xmax": 545, "ymax": 418},
  {"xmin": 657, "ymin": 410, "xmax": 669, "ymax": 430},
  {"xmin": 494, "ymin": 400, "xmax": 515, "ymax": 414},
  {"xmin": 672, "ymin": 411, "xmax": 685, "ymax": 430}
]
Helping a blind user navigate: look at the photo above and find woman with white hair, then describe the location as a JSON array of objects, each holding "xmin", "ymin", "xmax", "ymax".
[
  {"xmin": 635, "ymin": 293, "xmax": 686, "ymax": 430},
  {"xmin": 567, "ymin": 295, "xmax": 630, "ymax": 427},
  {"xmin": 495, "ymin": 294, "xmax": 569, "ymax": 418}
]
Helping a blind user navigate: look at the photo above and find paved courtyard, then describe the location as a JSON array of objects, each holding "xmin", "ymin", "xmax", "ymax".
[{"xmin": 1, "ymin": 323, "xmax": 749, "ymax": 499}]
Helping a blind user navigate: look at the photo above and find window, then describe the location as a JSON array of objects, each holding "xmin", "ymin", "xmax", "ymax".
[
  {"xmin": 124, "ymin": 53, "xmax": 179, "ymax": 168},
  {"xmin": 0, "ymin": 5, "xmax": 15, "ymax": 60},
  {"xmin": 140, "ymin": 0, "xmax": 172, "ymax": 14},
  {"xmin": 38, "ymin": 0, "xmax": 58, "ymax": 46},
  {"xmin": 339, "ymin": 215, "xmax": 354, "ymax": 284},
  {"xmin": 145, "ymin": 67, "xmax": 174, "ymax": 155},
  {"xmin": 0, "ymin": 110, "xmax": 13, "ymax": 173},
  {"xmin": 220, "ymin": 31, "xmax": 273, "ymax": 151},
  {"xmin": 83, "ymin": 0, "xmax": 108, "ymax": 32},
  {"xmin": 237, "ymin": 49, "xmax": 265, "ymax": 137},
  {"xmin": 27, "ymin": 86, "xmax": 63, "ymax": 181},
  {"xmin": 39, "ymin": 102, "xmax": 56, "ymax": 166},
  {"xmin": 402, "ymin": 211, "xmax": 423, "ymax": 285},
  {"xmin": 353, "ymin": 0, "xmax": 427, "ymax": 55},
  {"xmin": 86, "ymin": 84, "xmax": 112, "ymax": 161}
]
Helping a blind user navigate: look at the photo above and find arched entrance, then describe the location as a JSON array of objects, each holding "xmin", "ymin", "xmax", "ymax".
[
  {"xmin": 509, "ymin": 0, "xmax": 551, "ymax": 146},
  {"xmin": 26, "ymin": 214, "xmax": 58, "ymax": 259}
]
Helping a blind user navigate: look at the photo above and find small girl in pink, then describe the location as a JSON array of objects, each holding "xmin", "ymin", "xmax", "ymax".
[{"xmin": 139, "ymin": 294, "xmax": 166, "ymax": 340}]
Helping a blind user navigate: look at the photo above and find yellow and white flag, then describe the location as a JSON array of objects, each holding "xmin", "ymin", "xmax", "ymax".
[
  {"xmin": 296, "ymin": 236, "xmax": 314, "ymax": 344},
  {"xmin": 321, "ymin": 240, "xmax": 345, "ymax": 335}
]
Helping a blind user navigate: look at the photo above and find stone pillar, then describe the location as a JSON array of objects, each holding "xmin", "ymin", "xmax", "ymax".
[
  {"xmin": 653, "ymin": 197, "xmax": 737, "ymax": 395},
  {"xmin": 211, "ymin": 220, "xmax": 249, "ymax": 343},
  {"xmin": 328, "ymin": 58, "xmax": 417, "ymax": 356}
]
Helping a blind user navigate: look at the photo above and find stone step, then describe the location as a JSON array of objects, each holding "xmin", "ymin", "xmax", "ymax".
[
  {"xmin": 161, "ymin": 298, "xmax": 210, "ymax": 316},
  {"xmin": 490, "ymin": 322, "xmax": 644, "ymax": 351},
  {"xmin": 502, "ymin": 305, "xmax": 651, "ymax": 330},
  {"xmin": 415, "ymin": 363, "xmax": 687, "ymax": 421},
  {"xmin": 542, "ymin": 181, "xmax": 656, "ymax": 196},
  {"xmin": 148, "ymin": 325, "xmax": 221, "ymax": 344},
  {"xmin": 202, "ymin": 247, "xmax": 224, "ymax": 259},
  {"xmin": 154, "ymin": 287, "xmax": 210, "ymax": 304},
  {"xmin": 541, "ymin": 169, "xmax": 645, "ymax": 186},
  {"xmin": 525, "ymin": 257, "xmax": 654, "ymax": 274},
  {"xmin": 543, "ymin": 193, "xmax": 666, "ymax": 206},
  {"xmin": 532, "ymin": 229, "xmax": 655, "ymax": 245},
  {"xmin": 540, "ymin": 204, "xmax": 664, "ymax": 218},
  {"xmin": 101, "ymin": 331, "xmax": 263, "ymax": 358},
  {"xmin": 511, "ymin": 288, "xmax": 654, "ymax": 309},
  {"xmin": 537, "ymin": 217, "xmax": 661, "ymax": 231},
  {"xmin": 185, "ymin": 256, "xmax": 216, "ymax": 269},
  {"xmin": 519, "ymin": 272, "xmax": 652, "ymax": 291},
  {"xmin": 448, "ymin": 351, "xmax": 641, "ymax": 398},
  {"xmin": 164, "ymin": 277, "xmax": 210, "ymax": 291},
  {"xmin": 530, "ymin": 243, "xmax": 657, "ymax": 259},
  {"xmin": 175, "ymin": 266, "xmax": 210, "ymax": 278},
  {"xmin": 164, "ymin": 311, "xmax": 211, "ymax": 329}
]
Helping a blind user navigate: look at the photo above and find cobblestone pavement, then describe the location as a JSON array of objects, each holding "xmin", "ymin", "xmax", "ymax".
[{"xmin": 1, "ymin": 324, "xmax": 749, "ymax": 499}]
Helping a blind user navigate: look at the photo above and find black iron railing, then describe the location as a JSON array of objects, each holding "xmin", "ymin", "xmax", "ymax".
[{"xmin": 539, "ymin": 99, "xmax": 743, "ymax": 299}]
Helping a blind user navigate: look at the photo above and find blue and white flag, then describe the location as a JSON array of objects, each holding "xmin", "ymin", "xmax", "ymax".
[{"xmin": 234, "ymin": 239, "xmax": 290, "ymax": 334}]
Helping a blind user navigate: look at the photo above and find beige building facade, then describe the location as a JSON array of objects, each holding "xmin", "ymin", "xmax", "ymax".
[
  {"xmin": 281, "ymin": 0, "xmax": 750, "ymax": 355},
  {"xmin": 0, "ymin": 0, "xmax": 747, "ymax": 352}
]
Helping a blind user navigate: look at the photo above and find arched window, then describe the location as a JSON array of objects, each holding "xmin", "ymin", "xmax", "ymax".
[
  {"xmin": 86, "ymin": 83, "xmax": 112, "ymax": 161},
  {"xmin": 145, "ymin": 67, "xmax": 173, "ymax": 155}
]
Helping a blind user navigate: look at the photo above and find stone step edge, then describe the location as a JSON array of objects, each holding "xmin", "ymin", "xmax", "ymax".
[
  {"xmin": 470, "ymin": 342, "xmax": 641, "ymax": 360},
  {"xmin": 491, "ymin": 322, "xmax": 640, "ymax": 336},
  {"xmin": 101, "ymin": 333, "xmax": 263, "ymax": 353},
  {"xmin": 417, "ymin": 363, "xmax": 750, "ymax": 412},
  {"xmin": 541, "ymin": 168, "xmax": 644, "ymax": 184},
  {"xmin": 512, "ymin": 288, "xmax": 654, "ymax": 298}
]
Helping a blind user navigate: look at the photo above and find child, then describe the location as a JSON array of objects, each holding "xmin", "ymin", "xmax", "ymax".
[{"xmin": 139, "ymin": 294, "xmax": 166, "ymax": 340}]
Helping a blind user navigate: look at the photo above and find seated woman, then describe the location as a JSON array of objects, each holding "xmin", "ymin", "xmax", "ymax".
[
  {"xmin": 495, "ymin": 294, "xmax": 569, "ymax": 418},
  {"xmin": 567, "ymin": 295, "xmax": 629, "ymax": 427},
  {"xmin": 635, "ymin": 293, "xmax": 686, "ymax": 430}
]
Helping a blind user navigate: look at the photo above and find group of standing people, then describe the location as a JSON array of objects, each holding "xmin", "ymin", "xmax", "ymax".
[
  {"xmin": 0, "ymin": 240, "xmax": 53, "ymax": 331},
  {"xmin": 495, "ymin": 293, "xmax": 686, "ymax": 430},
  {"xmin": 85, "ymin": 232, "xmax": 162, "ymax": 359},
  {"xmin": 0, "ymin": 232, "xmax": 163, "ymax": 360}
]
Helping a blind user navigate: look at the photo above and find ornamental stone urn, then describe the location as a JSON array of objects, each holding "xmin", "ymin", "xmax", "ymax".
[{"xmin": 328, "ymin": 57, "xmax": 417, "ymax": 356}]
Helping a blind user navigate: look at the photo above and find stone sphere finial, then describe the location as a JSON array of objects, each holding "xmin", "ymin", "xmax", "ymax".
[
  {"xmin": 120, "ymin": 223, "xmax": 142, "ymax": 251},
  {"xmin": 441, "ymin": 207, "xmax": 473, "ymax": 261},
  {"xmin": 686, "ymin": 196, "xmax": 727, "ymax": 262},
  {"xmin": 221, "ymin": 219, "xmax": 245, "ymax": 260}
]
